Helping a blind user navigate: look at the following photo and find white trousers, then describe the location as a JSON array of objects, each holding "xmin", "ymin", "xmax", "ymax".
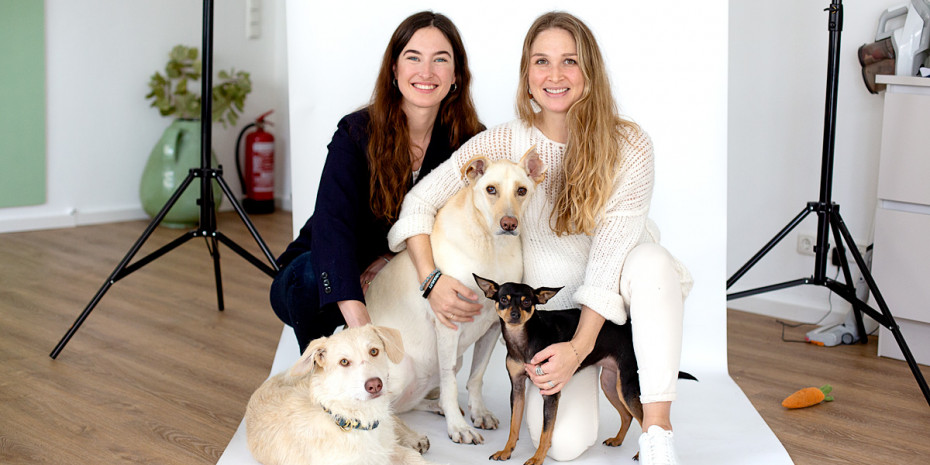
[{"xmin": 524, "ymin": 242, "xmax": 685, "ymax": 461}]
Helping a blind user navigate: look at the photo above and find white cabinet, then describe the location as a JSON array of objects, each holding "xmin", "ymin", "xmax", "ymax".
[{"xmin": 872, "ymin": 75, "xmax": 930, "ymax": 365}]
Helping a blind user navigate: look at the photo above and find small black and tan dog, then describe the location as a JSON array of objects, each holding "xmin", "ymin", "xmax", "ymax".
[{"xmin": 473, "ymin": 274, "xmax": 695, "ymax": 465}]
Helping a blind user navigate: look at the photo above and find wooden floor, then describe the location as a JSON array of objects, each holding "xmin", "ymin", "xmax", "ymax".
[
  {"xmin": 1, "ymin": 210, "xmax": 928, "ymax": 464},
  {"xmin": 728, "ymin": 310, "xmax": 930, "ymax": 464}
]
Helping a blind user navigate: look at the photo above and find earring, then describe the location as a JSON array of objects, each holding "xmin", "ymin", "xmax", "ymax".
[
  {"xmin": 451, "ymin": 83, "xmax": 458, "ymax": 93},
  {"xmin": 392, "ymin": 78, "xmax": 398, "ymax": 87}
]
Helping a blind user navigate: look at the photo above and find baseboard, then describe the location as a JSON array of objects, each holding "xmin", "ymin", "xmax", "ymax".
[
  {"xmin": 276, "ymin": 196, "xmax": 291, "ymax": 212},
  {"xmin": 727, "ymin": 295, "xmax": 848, "ymax": 326},
  {"xmin": 74, "ymin": 207, "xmax": 149, "ymax": 227},
  {"xmin": 0, "ymin": 197, "xmax": 289, "ymax": 234},
  {"xmin": 0, "ymin": 208, "xmax": 77, "ymax": 233}
]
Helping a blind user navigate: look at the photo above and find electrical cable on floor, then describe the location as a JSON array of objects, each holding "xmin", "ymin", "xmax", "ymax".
[{"xmin": 777, "ymin": 267, "xmax": 842, "ymax": 343}]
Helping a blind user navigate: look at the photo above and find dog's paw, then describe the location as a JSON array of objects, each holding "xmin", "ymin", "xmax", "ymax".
[
  {"xmin": 448, "ymin": 424, "xmax": 484, "ymax": 445},
  {"xmin": 394, "ymin": 415, "xmax": 431, "ymax": 454},
  {"xmin": 409, "ymin": 434, "xmax": 430, "ymax": 454},
  {"xmin": 525, "ymin": 455, "xmax": 547, "ymax": 465},
  {"xmin": 470, "ymin": 408, "xmax": 499, "ymax": 430},
  {"xmin": 489, "ymin": 449, "xmax": 512, "ymax": 461},
  {"xmin": 603, "ymin": 436, "xmax": 623, "ymax": 447},
  {"xmin": 415, "ymin": 397, "xmax": 444, "ymax": 416},
  {"xmin": 398, "ymin": 429, "xmax": 431, "ymax": 453}
]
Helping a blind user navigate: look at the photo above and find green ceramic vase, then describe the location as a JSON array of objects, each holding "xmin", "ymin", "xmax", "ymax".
[{"xmin": 140, "ymin": 119, "xmax": 222, "ymax": 228}]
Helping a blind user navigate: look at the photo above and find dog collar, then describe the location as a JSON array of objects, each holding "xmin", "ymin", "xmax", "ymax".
[{"xmin": 321, "ymin": 405, "xmax": 380, "ymax": 431}]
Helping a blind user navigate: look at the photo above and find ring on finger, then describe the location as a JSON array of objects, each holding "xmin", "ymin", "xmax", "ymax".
[
  {"xmin": 546, "ymin": 381, "xmax": 555, "ymax": 389},
  {"xmin": 535, "ymin": 365, "xmax": 545, "ymax": 376}
]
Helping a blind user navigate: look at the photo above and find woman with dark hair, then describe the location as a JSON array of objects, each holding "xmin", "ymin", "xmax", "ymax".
[{"xmin": 270, "ymin": 11, "xmax": 483, "ymax": 354}]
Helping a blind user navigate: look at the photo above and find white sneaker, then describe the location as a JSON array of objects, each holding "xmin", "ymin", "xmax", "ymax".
[{"xmin": 638, "ymin": 425, "xmax": 680, "ymax": 465}]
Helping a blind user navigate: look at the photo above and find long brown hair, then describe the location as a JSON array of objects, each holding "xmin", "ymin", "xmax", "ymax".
[
  {"xmin": 368, "ymin": 11, "xmax": 482, "ymax": 222},
  {"xmin": 516, "ymin": 12, "xmax": 639, "ymax": 236}
]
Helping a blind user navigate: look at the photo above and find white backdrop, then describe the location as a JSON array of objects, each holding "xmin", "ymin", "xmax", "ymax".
[
  {"xmin": 217, "ymin": 1, "xmax": 793, "ymax": 464},
  {"xmin": 286, "ymin": 0, "xmax": 729, "ymax": 376}
]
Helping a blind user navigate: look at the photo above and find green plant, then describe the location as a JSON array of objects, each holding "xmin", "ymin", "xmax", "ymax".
[{"xmin": 145, "ymin": 45, "xmax": 251, "ymax": 128}]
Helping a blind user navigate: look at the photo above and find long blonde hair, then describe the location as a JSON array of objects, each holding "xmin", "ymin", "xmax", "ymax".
[{"xmin": 516, "ymin": 12, "xmax": 639, "ymax": 236}]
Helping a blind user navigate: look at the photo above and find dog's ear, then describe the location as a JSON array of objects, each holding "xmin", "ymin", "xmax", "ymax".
[
  {"xmin": 534, "ymin": 286, "xmax": 563, "ymax": 305},
  {"xmin": 289, "ymin": 336, "xmax": 327, "ymax": 377},
  {"xmin": 472, "ymin": 273, "xmax": 498, "ymax": 299},
  {"xmin": 462, "ymin": 156, "xmax": 489, "ymax": 182},
  {"xmin": 519, "ymin": 146, "xmax": 547, "ymax": 184},
  {"xmin": 371, "ymin": 325, "xmax": 405, "ymax": 364}
]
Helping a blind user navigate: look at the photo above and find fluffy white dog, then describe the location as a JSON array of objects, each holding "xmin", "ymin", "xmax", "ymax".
[{"xmin": 245, "ymin": 325, "xmax": 436, "ymax": 465}]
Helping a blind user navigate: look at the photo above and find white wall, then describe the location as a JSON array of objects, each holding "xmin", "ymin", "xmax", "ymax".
[
  {"xmin": 287, "ymin": 0, "xmax": 729, "ymax": 372},
  {"xmin": 728, "ymin": 0, "xmax": 903, "ymax": 322},
  {"xmin": 3, "ymin": 0, "xmax": 897, "ymax": 327},
  {"xmin": 0, "ymin": 0, "xmax": 290, "ymax": 233}
]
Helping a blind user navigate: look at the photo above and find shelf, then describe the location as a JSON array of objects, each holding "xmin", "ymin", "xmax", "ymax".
[{"xmin": 876, "ymin": 74, "xmax": 930, "ymax": 87}]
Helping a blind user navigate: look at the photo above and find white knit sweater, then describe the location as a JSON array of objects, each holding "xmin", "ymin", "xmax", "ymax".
[{"xmin": 387, "ymin": 119, "xmax": 691, "ymax": 325}]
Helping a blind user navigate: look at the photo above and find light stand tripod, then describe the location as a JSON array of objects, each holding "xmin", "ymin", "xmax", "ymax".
[
  {"xmin": 727, "ymin": 0, "xmax": 930, "ymax": 406},
  {"xmin": 50, "ymin": 0, "xmax": 279, "ymax": 359}
]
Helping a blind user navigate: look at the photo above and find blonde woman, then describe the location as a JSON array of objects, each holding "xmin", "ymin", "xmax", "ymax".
[{"xmin": 388, "ymin": 11, "xmax": 692, "ymax": 465}]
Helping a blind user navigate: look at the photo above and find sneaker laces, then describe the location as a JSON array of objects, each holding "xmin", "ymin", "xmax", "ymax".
[{"xmin": 639, "ymin": 425, "xmax": 678, "ymax": 465}]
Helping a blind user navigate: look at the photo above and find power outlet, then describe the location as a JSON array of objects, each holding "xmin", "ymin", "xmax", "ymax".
[
  {"xmin": 831, "ymin": 243, "xmax": 870, "ymax": 266},
  {"xmin": 797, "ymin": 234, "xmax": 816, "ymax": 256}
]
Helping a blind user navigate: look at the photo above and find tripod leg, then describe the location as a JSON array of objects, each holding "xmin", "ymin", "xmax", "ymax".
[
  {"xmin": 206, "ymin": 234, "xmax": 224, "ymax": 311},
  {"xmin": 829, "ymin": 220, "xmax": 868, "ymax": 341},
  {"xmin": 728, "ymin": 204, "xmax": 814, "ymax": 289},
  {"xmin": 727, "ymin": 278, "xmax": 811, "ymax": 301},
  {"xmin": 215, "ymin": 232, "xmax": 277, "ymax": 277},
  {"xmin": 832, "ymin": 211, "xmax": 930, "ymax": 406},
  {"xmin": 214, "ymin": 173, "xmax": 279, "ymax": 275},
  {"xmin": 51, "ymin": 172, "xmax": 198, "ymax": 359}
]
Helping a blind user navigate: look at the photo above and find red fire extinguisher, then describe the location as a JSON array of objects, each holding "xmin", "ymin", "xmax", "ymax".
[{"xmin": 236, "ymin": 110, "xmax": 275, "ymax": 214}]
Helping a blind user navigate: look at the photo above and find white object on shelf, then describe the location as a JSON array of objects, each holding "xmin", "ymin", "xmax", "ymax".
[{"xmin": 875, "ymin": 1, "xmax": 930, "ymax": 76}]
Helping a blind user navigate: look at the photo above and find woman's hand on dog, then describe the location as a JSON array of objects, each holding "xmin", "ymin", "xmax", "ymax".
[
  {"xmin": 360, "ymin": 254, "xmax": 394, "ymax": 294},
  {"xmin": 336, "ymin": 300, "xmax": 372, "ymax": 328},
  {"xmin": 428, "ymin": 275, "xmax": 483, "ymax": 330},
  {"xmin": 525, "ymin": 342, "xmax": 583, "ymax": 395}
]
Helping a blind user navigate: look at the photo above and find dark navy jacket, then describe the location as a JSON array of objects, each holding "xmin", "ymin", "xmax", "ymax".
[{"xmin": 276, "ymin": 108, "xmax": 454, "ymax": 307}]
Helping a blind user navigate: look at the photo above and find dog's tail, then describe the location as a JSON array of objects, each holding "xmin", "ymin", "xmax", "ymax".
[{"xmin": 678, "ymin": 371, "xmax": 698, "ymax": 382}]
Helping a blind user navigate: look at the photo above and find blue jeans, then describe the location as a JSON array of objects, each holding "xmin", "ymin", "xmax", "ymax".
[{"xmin": 269, "ymin": 252, "xmax": 345, "ymax": 353}]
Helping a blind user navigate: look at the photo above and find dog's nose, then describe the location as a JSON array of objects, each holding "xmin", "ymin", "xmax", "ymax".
[
  {"xmin": 365, "ymin": 377, "xmax": 383, "ymax": 394},
  {"xmin": 510, "ymin": 311, "xmax": 520, "ymax": 321},
  {"xmin": 500, "ymin": 216, "xmax": 518, "ymax": 232}
]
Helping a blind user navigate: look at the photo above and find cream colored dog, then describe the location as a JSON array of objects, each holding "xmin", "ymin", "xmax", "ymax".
[
  {"xmin": 245, "ymin": 325, "xmax": 436, "ymax": 465},
  {"xmin": 366, "ymin": 149, "xmax": 546, "ymax": 445}
]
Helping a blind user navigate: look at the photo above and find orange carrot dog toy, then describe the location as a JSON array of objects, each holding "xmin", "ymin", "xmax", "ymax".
[{"xmin": 782, "ymin": 384, "xmax": 834, "ymax": 409}]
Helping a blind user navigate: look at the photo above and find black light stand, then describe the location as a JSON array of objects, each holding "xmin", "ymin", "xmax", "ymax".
[
  {"xmin": 727, "ymin": 0, "xmax": 930, "ymax": 406},
  {"xmin": 50, "ymin": 0, "xmax": 279, "ymax": 359}
]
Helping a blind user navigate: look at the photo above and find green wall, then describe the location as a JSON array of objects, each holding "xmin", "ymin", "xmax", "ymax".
[{"xmin": 0, "ymin": 0, "xmax": 46, "ymax": 208}]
